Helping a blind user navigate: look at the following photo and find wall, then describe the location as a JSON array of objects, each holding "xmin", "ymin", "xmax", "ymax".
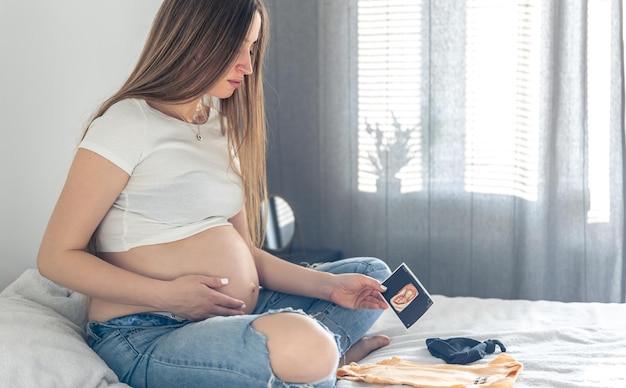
[{"xmin": 0, "ymin": 1, "xmax": 161, "ymax": 289}]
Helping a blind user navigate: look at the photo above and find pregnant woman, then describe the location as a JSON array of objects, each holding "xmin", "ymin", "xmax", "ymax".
[{"xmin": 37, "ymin": 1, "xmax": 391, "ymax": 387}]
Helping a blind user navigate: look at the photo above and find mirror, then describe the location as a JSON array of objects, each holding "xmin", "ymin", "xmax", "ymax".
[{"xmin": 263, "ymin": 195, "xmax": 296, "ymax": 252}]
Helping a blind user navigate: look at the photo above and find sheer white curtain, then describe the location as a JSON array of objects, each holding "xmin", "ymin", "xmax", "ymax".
[{"xmin": 265, "ymin": 0, "xmax": 625, "ymax": 302}]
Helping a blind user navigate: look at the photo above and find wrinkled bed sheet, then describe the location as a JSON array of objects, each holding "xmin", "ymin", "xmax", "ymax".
[{"xmin": 337, "ymin": 294, "xmax": 626, "ymax": 387}]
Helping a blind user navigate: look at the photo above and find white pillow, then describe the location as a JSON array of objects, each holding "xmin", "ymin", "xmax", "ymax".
[{"xmin": 0, "ymin": 269, "xmax": 129, "ymax": 388}]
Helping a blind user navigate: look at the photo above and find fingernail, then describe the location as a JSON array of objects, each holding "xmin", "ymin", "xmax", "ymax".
[
  {"xmin": 241, "ymin": 304, "xmax": 247, "ymax": 309},
  {"xmin": 380, "ymin": 285, "xmax": 388, "ymax": 291},
  {"xmin": 221, "ymin": 278, "xmax": 229, "ymax": 285}
]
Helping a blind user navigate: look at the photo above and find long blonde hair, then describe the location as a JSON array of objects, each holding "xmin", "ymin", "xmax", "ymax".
[{"xmin": 84, "ymin": 0, "xmax": 269, "ymax": 247}]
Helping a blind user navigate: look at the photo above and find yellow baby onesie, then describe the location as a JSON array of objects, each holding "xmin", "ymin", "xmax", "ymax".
[{"xmin": 337, "ymin": 353, "xmax": 522, "ymax": 387}]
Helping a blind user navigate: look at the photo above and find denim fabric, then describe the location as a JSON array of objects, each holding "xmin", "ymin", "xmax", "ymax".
[
  {"xmin": 253, "ymin": 257, "xmax": 392, "ymax": 354},
  {"xmin": 86, "ymin": 257, "xmax": 391, "ymax": 388}
]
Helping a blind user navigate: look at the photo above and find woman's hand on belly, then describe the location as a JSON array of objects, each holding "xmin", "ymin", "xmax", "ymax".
[
  {"xmin": 94, "ymin": 226, "xmax": 259, "ymax": 321},
  {"xmin": 158, "ymin": 274, "xmax": 247, "ymax": 321}
]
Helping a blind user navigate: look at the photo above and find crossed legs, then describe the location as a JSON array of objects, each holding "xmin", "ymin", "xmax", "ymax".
[{"xmin": 252, "ymin": 311, "xmax": 389, "ymax": 384}]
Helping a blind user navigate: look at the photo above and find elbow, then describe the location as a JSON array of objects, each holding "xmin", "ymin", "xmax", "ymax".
[
  {"xmin": 36, "ymin": 247, "xmax": 53, "ymax": 280},
  {"xmin": 36, "ymin": 240, "xmax": 64, "ymax": 282}
]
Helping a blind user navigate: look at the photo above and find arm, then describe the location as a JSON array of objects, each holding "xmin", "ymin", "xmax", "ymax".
[
  {"xmin": 37, "ymin": 149, "xmax": 243, "ymax": 320},
  {"xmin": 229, "ymin": 209, "xmax": 388, "ymax": 310}
]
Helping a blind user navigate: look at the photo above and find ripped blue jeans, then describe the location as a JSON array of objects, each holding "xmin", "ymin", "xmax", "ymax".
[{"xmin": 86, "ymin": 257, "xmax": 391, "ymax": 388}]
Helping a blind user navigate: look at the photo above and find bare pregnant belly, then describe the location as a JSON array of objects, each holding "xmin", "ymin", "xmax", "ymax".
[{"xmin": 88, "ymin": 225, "xmax": 259, "ymax": 322}]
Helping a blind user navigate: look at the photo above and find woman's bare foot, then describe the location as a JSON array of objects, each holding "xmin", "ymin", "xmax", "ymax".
[{"xmin": 341, "ymin": 335, "xmax": 390, "ymax": 365}]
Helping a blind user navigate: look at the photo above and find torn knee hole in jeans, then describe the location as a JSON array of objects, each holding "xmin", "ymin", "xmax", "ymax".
[{"xmin": 249, "ymin": 310, "xmax": 339, "ymax": 387}]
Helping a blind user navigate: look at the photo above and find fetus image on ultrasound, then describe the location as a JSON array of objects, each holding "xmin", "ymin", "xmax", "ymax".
[{"xmin": 390, "ymin": 283, "xmax": 419, "ymax": 312}]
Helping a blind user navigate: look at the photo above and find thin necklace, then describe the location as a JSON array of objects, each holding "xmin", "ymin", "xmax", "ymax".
[{"xmin": 173, "ymin": 101, "xmax": 208, "ymax": 141}]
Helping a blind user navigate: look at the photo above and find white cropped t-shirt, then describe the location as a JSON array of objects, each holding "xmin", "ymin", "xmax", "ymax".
[{"xmin": 79, "ymin": 98, "xmax": 244, "ymax": 252}]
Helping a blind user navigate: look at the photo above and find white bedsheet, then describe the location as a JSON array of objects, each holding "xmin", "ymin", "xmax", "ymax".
[{"xmin": 337, "ymin": 294, "xmax": 626, "ymax": 387}]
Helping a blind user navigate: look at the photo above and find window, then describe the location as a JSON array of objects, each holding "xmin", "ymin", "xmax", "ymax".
[
  {"xmin": 357, "ymin": 0, "xmax": 423, "ymax": 194},
  {"xmin": 586, "ymin": 0, "xmax": 611, "ymax": 223},
  {"xmin": 464, "ymin": 0, "xmax": 540, "ymax": 201},
  {"xmin": 357, "ymin": 0, "xmax": 613, "ymax": 224}
]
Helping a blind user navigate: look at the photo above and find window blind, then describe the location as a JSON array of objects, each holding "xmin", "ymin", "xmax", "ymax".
[
  {"xmin": 357, "ymin": 0, "xmax": 423, "ymax": 193},
  {"xmin": 464, "ymin": 0, "xmax": 541, "ymax": 201},
  {"xmin": 586, "ymin": 0, "xmax": 611, "ymax": 223},
  {"xmin": 357, "ymin": 0, "xmax": 613, "ymax": 224}
]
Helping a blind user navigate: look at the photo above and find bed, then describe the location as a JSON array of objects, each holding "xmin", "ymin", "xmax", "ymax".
[
  {"xmin": 1, "ymin": 269, "xmax": 625, "ymax": 387},
  {"xmin": 336, "ymin": 293, "xmax": 626, "ymax": 387}
]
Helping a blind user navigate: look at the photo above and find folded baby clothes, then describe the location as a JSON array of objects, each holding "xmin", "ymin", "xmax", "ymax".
[
  {"xmin": 426, "ymin": 337, "xmax": 507, "ymax": 364},
  {"xmin": 337, "ymin": 353, "xmax": 523, "ymax": 388}
]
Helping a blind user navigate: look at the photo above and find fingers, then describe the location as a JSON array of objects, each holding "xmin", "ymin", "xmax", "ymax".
[
  {"xmin": 212, "ymin": 292, "xmax": 247, "ymax": 311},
  {"xmin": 197, "ymin": 275, "xmax": 247, "ymax": 310},
  {"xmin": 182, "ymin": 292, "xmax": 246, "ymax": 321},
  {"xmin": 372, "ymin": 295, "xmax": 389, "ymax": 309},
  {"xmin": 166, "ymin": 275, "xmax": 248, "ymax": 320},
  {"xmin": 364, "ymin": 276, "xmax": 387, "ymax": 293},
  {"xmin": 353, "ymin": 284, "xmax": 388, "ymax": 310},
  {"xmin": 360, "ymin": 292, "xmax": 389, "ymax": 310},
  {"xmin": 200, "ymin": 276, "xmax": 231, "ymax": 289},
  {"xmin": 357, "ymin": 276, "xmax": 389, "ymax": 306},
  {"xmin": 357, "ymin": 298, "xmax": 387, "ymax": 310}
]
